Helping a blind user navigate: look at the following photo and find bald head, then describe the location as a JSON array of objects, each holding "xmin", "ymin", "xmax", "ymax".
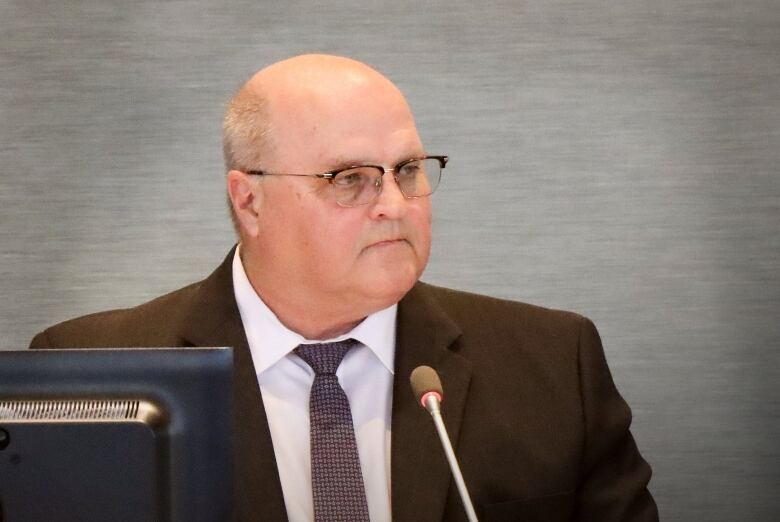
[{"xmin": 223, "ymin": 54, "xmax": 414, "ymax": 172}]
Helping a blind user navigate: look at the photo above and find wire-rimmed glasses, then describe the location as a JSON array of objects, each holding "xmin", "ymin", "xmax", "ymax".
[{"xmin": 245, "ymin": 155, "xmax": 448, "ymax": 207}]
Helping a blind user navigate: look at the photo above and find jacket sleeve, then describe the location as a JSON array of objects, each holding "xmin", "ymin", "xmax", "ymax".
[{"xmin": 576, "ymin": 317, "xmax": 659, "ymax": 521}]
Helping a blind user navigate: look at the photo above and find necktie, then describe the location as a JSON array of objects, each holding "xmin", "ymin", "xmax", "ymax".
[{"xmin": 295, "ymin": 339, "xmax": 370, "ymax": 522}]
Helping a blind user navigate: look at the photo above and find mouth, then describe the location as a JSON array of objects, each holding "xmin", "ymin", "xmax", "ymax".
[{"xmin": 366, "ymin": 238, "xmax": 408, "ymax": 249}]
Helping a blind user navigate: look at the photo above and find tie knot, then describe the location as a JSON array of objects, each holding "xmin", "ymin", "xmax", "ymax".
[{"xmin": 295, "ymin": 339, "xmax": 358, "ymax": 375}]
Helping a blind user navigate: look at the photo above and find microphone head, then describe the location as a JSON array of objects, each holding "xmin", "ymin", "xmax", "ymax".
[{"xmin": 410, "ymin": 365, "xmax": 443, "ymax": 407}]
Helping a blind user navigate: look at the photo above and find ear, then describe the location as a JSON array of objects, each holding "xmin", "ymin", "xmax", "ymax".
[{"xmin": 226, "ymin": 170, "xmax": 264, "ymax": 238}]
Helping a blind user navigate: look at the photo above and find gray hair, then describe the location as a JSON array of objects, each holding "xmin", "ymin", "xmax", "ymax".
[
  {"xmin": 222, "ymin": 87, "xmax": 272, "ymax": 235},
  {"xmin": 222, "ymin": 88, "xmax": 272, "ymax": 172}
]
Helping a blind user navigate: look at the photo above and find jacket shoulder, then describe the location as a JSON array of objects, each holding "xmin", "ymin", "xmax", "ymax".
[
  {"xmin": 414, "ymin": 281, "xmax": 588, "ymax": 339},
  {"xmin": 30, "ymin": 280, "xmax": 204, "ymax": 349}
]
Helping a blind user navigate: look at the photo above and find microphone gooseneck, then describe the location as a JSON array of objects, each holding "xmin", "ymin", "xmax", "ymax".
[{"xmin": 410, "ymin": 366, "xmax": 479, "ymax": 522}]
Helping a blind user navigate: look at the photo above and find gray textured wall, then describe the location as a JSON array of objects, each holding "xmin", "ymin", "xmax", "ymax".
[{"xmin": 1, "ymin": 1, "xmax": 778, "ymax": 520}]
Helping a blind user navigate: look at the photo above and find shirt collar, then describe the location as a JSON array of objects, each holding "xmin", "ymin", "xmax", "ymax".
[{"xmin": 231, "ymin": 245, "xmax": 396, "ymax": 376}]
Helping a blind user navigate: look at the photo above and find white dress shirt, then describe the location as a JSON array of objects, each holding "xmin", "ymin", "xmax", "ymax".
[{"xmin": 232, "ymin": 246, "xmax": 395, "ymax": 522}]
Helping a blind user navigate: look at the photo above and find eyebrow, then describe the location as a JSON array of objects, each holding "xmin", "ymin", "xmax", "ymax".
[
  {"xmin": 324, "ymin": 157, "xmax": 374, "ymax": 171},
  {"xmin": 325, "ymin": 152, "xmax": 427, "ymax": 171}
]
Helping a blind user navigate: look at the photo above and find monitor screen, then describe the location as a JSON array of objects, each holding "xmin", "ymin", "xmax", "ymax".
[{"xmin": 0, "ymin": 347, "xmax": 233, "ymax": 522}]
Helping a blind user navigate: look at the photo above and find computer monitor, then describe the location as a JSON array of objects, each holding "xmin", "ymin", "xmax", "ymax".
[{"xmin": 0, "ymin": 347, "xmax": 233, "ymax": 522}]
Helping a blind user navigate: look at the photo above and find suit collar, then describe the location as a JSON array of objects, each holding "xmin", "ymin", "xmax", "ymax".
[{"xmin": 392, "ymin": 282, "xmax": 473, "ymax": 522}]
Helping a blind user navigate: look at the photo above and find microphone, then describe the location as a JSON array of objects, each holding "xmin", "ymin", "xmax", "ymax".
[{"xmin": 410, "ymin": 366, "xmax": 479, "ymax": 522}]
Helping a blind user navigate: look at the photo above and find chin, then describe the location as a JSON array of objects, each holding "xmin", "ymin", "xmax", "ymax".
[{"xmin": 366, "ymin": 267, "xmax": 419, "ymax": 306}]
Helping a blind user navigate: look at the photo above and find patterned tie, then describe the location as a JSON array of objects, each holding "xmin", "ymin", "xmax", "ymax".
[{"xmin": 295, "ymin": 339, "xmax": 370, "ymax": 522}]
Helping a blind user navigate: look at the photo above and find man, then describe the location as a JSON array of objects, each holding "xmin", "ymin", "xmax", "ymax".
[{"xmin": 31, "ymin": 54, "xmax": 658, "ymax": 521}]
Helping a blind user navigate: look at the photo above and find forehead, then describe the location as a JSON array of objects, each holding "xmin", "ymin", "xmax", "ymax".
[{"xmin": 264, "ymin": 74, "xmax": 423, "ymax": 170}]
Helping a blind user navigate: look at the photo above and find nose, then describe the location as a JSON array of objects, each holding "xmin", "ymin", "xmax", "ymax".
[{"xmin": 369, "ymin": 169, "xmax": 407, "ymax": 220}]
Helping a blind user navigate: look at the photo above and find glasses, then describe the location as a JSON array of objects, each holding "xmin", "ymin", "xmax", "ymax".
[{"xmin": 245, "ymin": 155, "xmax": 448, "ymax": 207}]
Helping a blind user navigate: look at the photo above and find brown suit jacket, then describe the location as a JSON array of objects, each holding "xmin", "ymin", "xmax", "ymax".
[{"xmin": 30, "ymin": 249, "xmax": 658, "ymax": 521}]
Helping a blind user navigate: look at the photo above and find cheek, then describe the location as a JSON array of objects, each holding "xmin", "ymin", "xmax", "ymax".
[
  {"xmin": 410, "ymin": 202, "xmax": 433, "ymax": 258},
  {"xmin": 309, "ymin": 214, "xmax": 364, "ymax": 267},
  {"xmin": 260, "ymin": 188, "xmax": 324, "ymax": 259}
]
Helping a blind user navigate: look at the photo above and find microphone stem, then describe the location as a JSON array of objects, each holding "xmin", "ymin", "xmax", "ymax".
[{"xmin": 424, "ymin": 395, "xmax": 479, "ymax": 522}]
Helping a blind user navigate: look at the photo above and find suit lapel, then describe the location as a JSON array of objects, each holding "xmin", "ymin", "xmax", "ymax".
[
  {"xmin": 392, "ymin": 283, "xmax": 473, "ymax": 522},
  {"xmin": 179, "ymin": 247, "xmax": 288, "ymax": 521}
]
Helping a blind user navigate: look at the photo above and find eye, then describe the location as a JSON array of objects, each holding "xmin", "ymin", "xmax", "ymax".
[
  {"xmin": 397, "ymin": 161, "xmax": 421, "ymax": 179},
  {"xmin": 334, "ymin": 168, "xmax": 369, "ymax": 187}
]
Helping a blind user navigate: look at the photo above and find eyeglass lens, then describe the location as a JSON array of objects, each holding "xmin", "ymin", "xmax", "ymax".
[{"xmin": 332, "ymin": 158, "xmax": 441, "ymax": 206}]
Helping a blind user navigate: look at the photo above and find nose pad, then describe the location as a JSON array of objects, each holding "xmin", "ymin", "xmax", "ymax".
[
  {"xmin": 368, "ymin": 170, "xmax": 407, "ymax": 217},
  {"xmin": 376, "ymin": 169, "xmax": 406, "ymax": 194},
  {"xmin": 374, "ymin": 168, "xmax": 405, "ymax": 199}
]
